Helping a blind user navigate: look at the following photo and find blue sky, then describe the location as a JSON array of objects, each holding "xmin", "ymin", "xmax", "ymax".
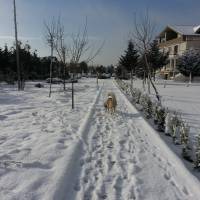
[{"xmin": 0, "ymin": 0, "xmax": 200, "ymax": 65}]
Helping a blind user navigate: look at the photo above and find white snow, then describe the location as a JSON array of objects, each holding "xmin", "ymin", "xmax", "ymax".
[
  {"xmin": 0, "ymin": 79, "xmax": 100, "ymax": 200},
  {"xmin": 0, "ymin": 78, "xmax": 200, "ymax": 200}
]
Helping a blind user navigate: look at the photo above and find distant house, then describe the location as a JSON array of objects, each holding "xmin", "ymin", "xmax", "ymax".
[{"xmin": 158, "ymin": 25, "xmax": 200, "ymax": 79}]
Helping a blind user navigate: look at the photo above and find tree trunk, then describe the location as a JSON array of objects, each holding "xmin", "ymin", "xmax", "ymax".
[
  {"xmin": 144, "ymin": 51, "xmax": 161, "ymax": 103},
  {"xmin": 63, "ymin": 63, "xmax": 66, "ymax": 91},
  {"xmin": 189, "ymin": 71, "xmax": 192, "ymax": 84},
  {"xmin": 153, "ymin": 69, "xmax": 156, "ymax": 81},
  {"xmin": 130, "ymin": 69, "xmax": 133, "ymax": 91},
  {"xmin": 149, "ymin": 75, "xmax": 160, "ymax": 102},
  {"xmin": 72, "ymin": 73, "xmax": 74, "ymax": 109},
  {"xmin": 147, "ymin": 73, "xmax": 151, "ymax": 94},
  {"xmin": 143, "ymin": 71, "xmax": 146, "ymax": 91},
  {"xmin": 96, "ymin": 72, "xmax": 99, "ymax": 86},
  {"xmin": 49, "ymin": 46, "xmax": 53, "ymax": 97}
]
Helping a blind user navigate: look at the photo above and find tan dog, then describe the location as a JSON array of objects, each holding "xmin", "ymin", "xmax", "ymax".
[{"xmin": 104, "ymin": 92, "xmax": 117, "ymax": 113}]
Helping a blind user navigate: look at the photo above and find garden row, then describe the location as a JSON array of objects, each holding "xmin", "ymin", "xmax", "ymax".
[{"xmin": 116, "ymin": 78, "xmax": 200, "ymax": 169}]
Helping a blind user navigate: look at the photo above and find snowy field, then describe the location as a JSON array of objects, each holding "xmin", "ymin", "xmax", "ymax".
[
  {"xmin": 0, "ymin": 78, "xmax": 200, "ymax": 200},
  {"xmin": 0, "ymin": 79, "xmax": 100, "ymax": 200},
  {"xmin": 130, "ymin": 79, "xmax": 200, "ymax": 140}
]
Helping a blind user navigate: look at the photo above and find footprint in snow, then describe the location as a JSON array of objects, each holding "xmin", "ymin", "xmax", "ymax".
[
  {"xmin": 80, "ymin": 158, "xmax": 85, "ymax": 166},
  {"xmin": 170, "ymin": 180, "xmax": 177, "ymax": 187},
  {"xmin": 152, "ymin": 152, "xmax": 157, "ymax": 157},
  {"xmin": 132, "ymin": 165, "xmax": 142, "ymax": 174},
  {"xmin": 129, "ymin": 186, "xmax": 136, "ymax": 200},
  {"xmin": 163, "ymin": 172, "xmax": 171, "ymax": 180},
  {"xmin": 98, "ymin": 193, "xmax": 107, "ymax": 199},
  {"xmin": 83, "ymin": 192, "xmax": 92, "ymax": 200},
  {"xmin": 119, "ymin": 152, "xmax": 126, "ymax": 159},
  {"xmin": 85, "ymin": 157, "xmax": 92, "ymax": 163},
  {"xmin": 57, "ymin": 138, "xmax": 66, "ymax": 144},
  {"xmin": 95, "ymin": 159, "xmax": 103, "ymax": 168},
  {"xmin": 73, "ymin": 179, "xmax": 81, "ymax": 191},
  {"xmin": 86, "ymin": 166, "xmax": 94, "ymax": 175},
  {"xmin": 136, "ymin": 177, "xmax": 144, "ymax": 185},
  {"xmin": 182, "ymin": 186, "xmax": 189, "ymax": 196},
  {"xmin": 98, "ymin": 184, "xmax": 108, "ymax": 199},
  {"xmin": 114, "ymin": 176, "xmax": 123, "ymax": 198},
  {"xmin": 139, "ymin": 147, "xmax": 145, "ymax": 154},
  {"xmin": 105, "ymin": 124, "xmax": 110, "ymax": 130},
  {"xmin": 83, "ymin": 175, "xmax": 89, "ymax": 183},
  {"xmin": 130, "ymin": 156, "xmax": 137, "ymax": 164}
]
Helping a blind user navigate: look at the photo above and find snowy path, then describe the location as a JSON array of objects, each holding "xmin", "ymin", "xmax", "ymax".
[{"xmin": 68, "ymin": 79, "xmax": 200, "ymax": 200}]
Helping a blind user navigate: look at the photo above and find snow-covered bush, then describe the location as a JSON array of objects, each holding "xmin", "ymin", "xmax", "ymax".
[
  {"xmin": 153, "ymin": 104, "xmax": 166, "ymax": 132},
  {"xmin": 139, "ymin": 94, "xmax": 153, "ymax": 118},
  {"xmin": 165, "ymin": 112, "xmax": 172, "ymax": 135},
  {"xmin": 194, "ymin": 134, "xmax": 200, "ymax": 168},
  {"xmin": 172, "ymin": 121, "xmax": 181, "ymax": 144},
  {"xmin": 165, "ymin": 112, "xmax": 182, "ymax": 144},
  {"xmin": 180, "ymin": 122, "xmax": 192, "ymax": 161},
  {"xmin": 171, "ymin": 112, "xmax": 182, "ymax": 144},
  {"xmin": 130, "ymin": 88, "xmax": 142, "ymax": 104},
  {"xmin": 116, "ymin": 79, "xmax": 130, "ymax": 94},
  {"xmin": 180, "ymin": 123, "xmax": 190, "ymax": 145},
  {"xmin": 165, "ymin": 112, "xmax": 194, "ymax": 161}
]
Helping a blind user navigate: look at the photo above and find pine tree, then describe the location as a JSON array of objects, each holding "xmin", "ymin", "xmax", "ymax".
[
  {"xmin": 118, "ymin": 40, "xmax": 139, "ymax": 89},
  {"xmin": 79, "ymin": 61, "xmax": 88, "ymax": 74},
  {"xmin": 148, "ymin": 40, "xmax": 169, "ymax": 79},
  {"xmin": 177, "ymin": 49, "xmax": 200, "ymax": 83}
]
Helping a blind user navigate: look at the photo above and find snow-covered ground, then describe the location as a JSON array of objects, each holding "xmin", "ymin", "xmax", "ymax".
[
  {"xmin": 0, "ymin": 79, "xmax": 100, "ymax": 200},
  {"xmin": 0, "ymin": 78, "xmax": 200, "ymax": 200}
]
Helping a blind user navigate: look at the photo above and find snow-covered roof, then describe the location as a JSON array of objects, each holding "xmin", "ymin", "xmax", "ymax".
[
  {"xmin": 159, "ymin": 25, "xmax": 200, "ymax": 36},
  {"xmin": 193, "ymin": 25, "xmax": 200, "ymax": 33}
]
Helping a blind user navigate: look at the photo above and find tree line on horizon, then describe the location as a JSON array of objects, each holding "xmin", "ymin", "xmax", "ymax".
[
  {"xmin": 0, "ymin": 42, "xmax": 50, "ymax": 83},
  {"xmin": 0, "ymin": 41, "xmax": 112, "ymax": 84}
]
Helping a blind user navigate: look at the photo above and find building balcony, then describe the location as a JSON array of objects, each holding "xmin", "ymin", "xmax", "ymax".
[{"xmin": 159, "ymin": 37, "xmax": 184, "ymax": 48}]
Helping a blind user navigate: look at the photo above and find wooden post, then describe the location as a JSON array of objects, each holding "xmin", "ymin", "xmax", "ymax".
[
  {"xmin": 72, "ymin": 73, "xmax": 74, "ymax": 109},
  {"xmin": 13, "ymin": 0, "xmax": 21, "ymax": 90},
  {"xmin": 189, "ymin": 71, "xmax": 192, "ymax": 84},
  {"xmin": 96, "ymin": 72, "xmax": 98, "ymax": 86}
]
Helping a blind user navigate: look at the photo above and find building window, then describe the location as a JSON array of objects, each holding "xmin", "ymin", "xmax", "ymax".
[
  {"xmin": 171, "ymin": 59, "xmax": 174, "ymax": 69},
  {"xmin": 174, "ymin": 45, "xmax": 178, "ymax": 55}
]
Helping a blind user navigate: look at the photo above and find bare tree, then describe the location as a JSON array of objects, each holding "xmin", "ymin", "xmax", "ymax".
[
  {"xmin": 54, "ymin": 17, "xmax": 69, "ymax": 91},
  {"xmin": 44, "ymin": 19, "xmax": 57, "ymax": 97},
  {"xmin": 132, "ymin": 11, "xmax": 161, "ymax": 102},
  {"xmin": 44, "ymin": 17, "xmax": 103, "ymax": 106},
  {"xmin": 69, "ymin": 19, "xmax": 104, "ymax": 66},
  {"xmin": 68, "ymin": 19, "xmax": 104, "ymax": 109}
]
